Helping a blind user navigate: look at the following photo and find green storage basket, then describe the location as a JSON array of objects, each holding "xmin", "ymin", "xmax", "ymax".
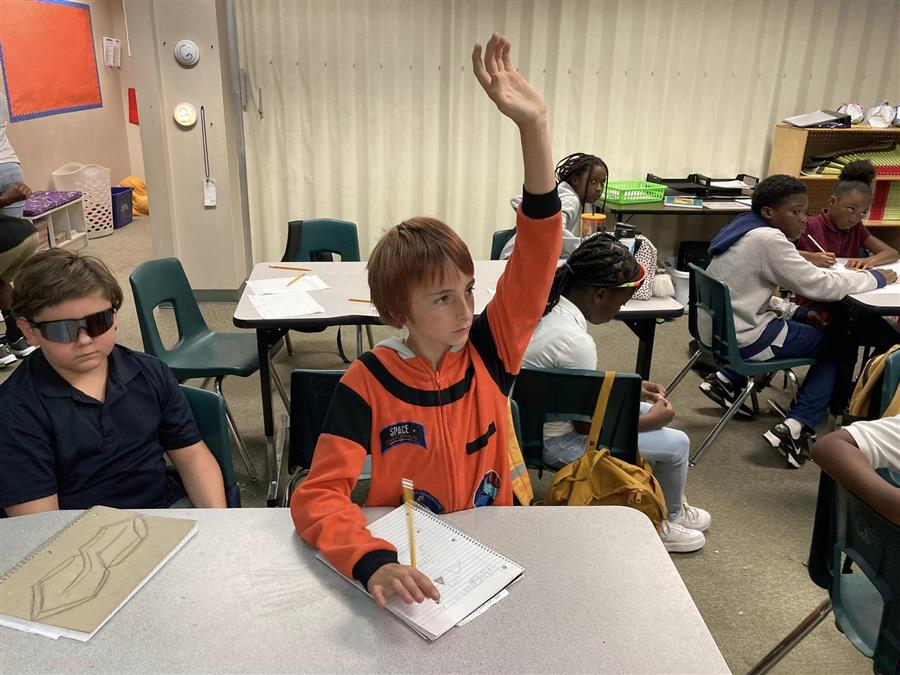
[{"xmin": 601, "ymin": 180, "xmax": 666, "ymax": 205}]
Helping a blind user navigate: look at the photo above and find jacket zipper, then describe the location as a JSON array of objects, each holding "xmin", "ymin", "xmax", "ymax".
[{"xmin": 434, "ymin": 370, "xmax": 457, "ymax": 510}]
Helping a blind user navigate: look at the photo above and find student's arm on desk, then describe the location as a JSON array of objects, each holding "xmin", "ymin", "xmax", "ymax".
[
  {"xmin": 798, "ymin": 249, "xmax": 836, "ymax": 268},
  {"xmin": 847, "ymin": 233, "xmax": 900, "ymax": 269},
  {"xmin": 812, "ymin": 429, "xmax": 900, "ymax": 526},
  {"xmin": 5, "ymin": 495, "xmax": 59, "ymax": 517},
  {"xmin": 167, "ymin": 441, "xmax": 226, "ymax": 508}
]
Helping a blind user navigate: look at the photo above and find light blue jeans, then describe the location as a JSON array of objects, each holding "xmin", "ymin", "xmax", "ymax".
[
  {"xmin": 0, "ymin": 162, "xmax": 26, "ymax": 218},
  {"xmin": 543, "ymin": 402, "xmax": 690, "ymax": 519}
]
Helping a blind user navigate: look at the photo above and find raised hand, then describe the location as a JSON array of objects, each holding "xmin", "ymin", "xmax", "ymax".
[{"xmin": 472, "ymin": 34, "xmax": 547, "ymax": 128}]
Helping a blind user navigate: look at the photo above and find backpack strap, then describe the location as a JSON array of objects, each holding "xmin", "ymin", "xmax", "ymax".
[{"xmin": 585, "ymin": 371, "xmax": 616, "ymax": 452}]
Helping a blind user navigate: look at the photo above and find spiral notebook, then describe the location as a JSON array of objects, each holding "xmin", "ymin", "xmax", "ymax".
[
  {"xmin": 0, "ymin": 506, "xmax": 197, "ymax": 641},
  {"xmin": 318, "ymin": 504, "xmax": 524, "ymax": 641}
]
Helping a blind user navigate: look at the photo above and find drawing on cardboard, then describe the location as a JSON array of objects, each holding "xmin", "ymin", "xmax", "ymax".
[{"xmin": 30, "ymin": 515, "xmax": 148, "ymax": 621}]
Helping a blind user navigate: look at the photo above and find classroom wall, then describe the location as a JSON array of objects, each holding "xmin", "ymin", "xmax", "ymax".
[
  {"xmin": 124, "ymin": 0, "xmax": 250, "ymax": 293},
  {"xmin": 235, "ymin": 0, "xmax": 899, "ymax": 262},
  {"xmin": 4, "ymin": 0, "xmax": 140, "ymax": 191}
]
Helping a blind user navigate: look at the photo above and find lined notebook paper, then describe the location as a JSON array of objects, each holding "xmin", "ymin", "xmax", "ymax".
[
  {"xmin": 319, "ymin": 504, "xmax": 523, "ymax": 640},
  {"xmin": 0, "ymin": 506, "xmax": 197, "ymax": 641}
]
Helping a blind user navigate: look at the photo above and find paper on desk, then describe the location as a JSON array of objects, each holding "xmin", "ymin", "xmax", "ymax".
[
  {"xmin": 456, "ymin": 589, "xmax": 509, "ymax": 626},
  {"xmin": 703, "ymin": 200, "xmax": 750, "ymax": 210},
  {"xmin": 710, "ymin": 180, "xmax": 752, "ymax": 189},
  {"xmin": 246, "ymin": 275, "xmax": 329, "ymax": 295},
  {"xmin": 249, "ymin": 292, "xmax": 325, "ymax": 319},
  {"xmin": 736, "ymin": 198, "xmax": 752, "ymax": 206}
]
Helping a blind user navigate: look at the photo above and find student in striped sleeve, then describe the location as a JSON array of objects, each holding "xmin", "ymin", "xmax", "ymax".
[{"xmin": 291, "ymin": 34, "xmax": 562, "ymax": 608}]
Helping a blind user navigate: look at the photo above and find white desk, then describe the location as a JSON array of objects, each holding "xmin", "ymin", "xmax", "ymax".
[
  {"xmin": 0, "ymin": 507, "xmax": 729, "ymax": 674},
  {"xmin": 844, "ymin": 260, "xmax": 900, "ymax": 314},
  {"xmin": 233, "ymin": 262, "xmax": 683, "ymax": 503}
]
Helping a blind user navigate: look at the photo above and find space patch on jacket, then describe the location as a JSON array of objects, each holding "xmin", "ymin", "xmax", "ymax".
[
  {"xmin": 379, "ymin": 421, "xmax": 427, "ymax": 454},
  {"xmin": 473, "ymin": 470, "xmax": 501, "ymax": 507}
]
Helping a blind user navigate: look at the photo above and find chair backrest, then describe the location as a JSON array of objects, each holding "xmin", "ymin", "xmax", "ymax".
[
  {"xmin": 129, "ymin": 258, "xmax": 209, "ymax": 358},
  {"xmin": 511, "ymin": 367, "xmax": 642, "ymax": 467},
  {"xmin": 881, "ymin": 349, "xmax": 900, "ymax": 417},
  {"xmin": 831, "ymin": 473, "xmax": 900, "ymax": 671},
  {"xmin": 289, "ymin": 369, "xmax": 345, "ymax": 471},
  {"xmin": 687, "ymin": 264, "xmax": 744, "ymax": 367},
  {"xmin": 180, "ymin": 385, "xmax": 241, "ymax": 507},
  {"xmin": 283, "ymin": 219, "xmax": 360, "ymax": 262},
  {"xmin": 490, "ymin": 228, "xmax": 516, "ymax": 260}
]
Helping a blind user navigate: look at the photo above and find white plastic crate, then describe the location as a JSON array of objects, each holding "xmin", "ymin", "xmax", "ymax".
[{"xmin": 51, "ymin": 163, "xmax": 114, "ymax": 238}]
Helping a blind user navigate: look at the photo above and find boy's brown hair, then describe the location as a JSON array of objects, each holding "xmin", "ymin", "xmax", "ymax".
[
  {"xmin": 368, "ymin": 217, "xmax": 474, "ymax": 328},
  {"xmin": 12, "ymin": 249, "xmax": 123, "ymax": 321}
]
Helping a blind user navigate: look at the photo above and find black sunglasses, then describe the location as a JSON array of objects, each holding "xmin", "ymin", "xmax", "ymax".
[{"xmin": 32, "ymin": 308, "xmax": 116, "ymax": 343}]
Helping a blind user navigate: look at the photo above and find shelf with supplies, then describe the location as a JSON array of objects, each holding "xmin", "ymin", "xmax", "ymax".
[{"xmin": 768, "ymin": 125, "xmax": 900, "ymax": 236}]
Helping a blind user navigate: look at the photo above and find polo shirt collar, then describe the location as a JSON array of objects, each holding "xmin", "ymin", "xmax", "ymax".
[
  {"xmin": 554, "ymin": 294, "xmax": 589, "ymax": 333},
  {"xmin": 31, "ymin": 345, "xmax": 141, "ymax": 402}
]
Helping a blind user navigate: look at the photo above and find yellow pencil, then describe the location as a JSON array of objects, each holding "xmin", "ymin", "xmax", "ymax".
[
  {"xmin": 348, "ymin": 298, "xmax": 372, "ymax": 303},
  {"xmin": 401, "ymin": 477, "xmax": 417, "ymax": 568},
  {"xmin": 286, "ymin": 272, "xmax": 306, "ymax": 287}
]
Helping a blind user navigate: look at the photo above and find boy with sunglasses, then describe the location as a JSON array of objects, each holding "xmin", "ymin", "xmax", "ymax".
[{"xmin": 0, "ymin": 249, "xmax": 226, "ymax": 516}]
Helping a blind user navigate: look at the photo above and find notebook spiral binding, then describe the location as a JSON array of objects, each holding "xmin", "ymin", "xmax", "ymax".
[{"xmin": 0, "ymin": 509, "xmax": 95, "ymax": 583}]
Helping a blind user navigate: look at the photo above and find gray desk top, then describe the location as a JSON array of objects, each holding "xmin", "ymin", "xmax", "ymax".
[
  {"xmin": 1, "ymin": 507, "xmax": 728, "ymax": 674},
  {"xmin": 842, "ymin": 259, "xmax": 900, "ymax": 314},
  {"xmin": 233, "ymin": 261, "xmax": 683, "ymax": 327}
]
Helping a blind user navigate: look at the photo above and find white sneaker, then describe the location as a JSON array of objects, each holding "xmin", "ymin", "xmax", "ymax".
[
  {"xmin": 0, "ymin": 343, "xmax": 15, "ymax": 366},
  {"xmin": 669, "ymin": 500, "xmax": 711, "ymax": 532},
  {"xmin": 660, "ymin": 520, "xmax": 706, "ymax": 553}
]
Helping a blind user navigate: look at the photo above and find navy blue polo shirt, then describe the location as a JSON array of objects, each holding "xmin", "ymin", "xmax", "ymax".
[{"xmin": 0, "ymin": 345, "xmax": 202, "ymax": 510}]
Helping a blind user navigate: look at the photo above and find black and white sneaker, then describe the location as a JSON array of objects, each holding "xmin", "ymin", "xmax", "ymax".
[
  {"xmin": 699, "ymin": 373, "xmax": 755, "ymax": 419},
  {"xmin": 8, "ymin": 337, "xmax": 36, "ymax": 358},
  {"xmin": 763, "ymin": 423, "xmax": 811, "ymax": 469}
]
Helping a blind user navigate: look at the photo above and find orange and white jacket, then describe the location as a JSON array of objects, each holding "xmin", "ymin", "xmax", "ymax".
[{"xmin": 291, "ymin": 189, "xmax": 562, "ymax": 587}]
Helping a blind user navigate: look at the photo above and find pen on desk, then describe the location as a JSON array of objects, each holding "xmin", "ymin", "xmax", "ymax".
[
  {"xmin": 286, "ymin": 272, "xmax": 305, "ymax": 287},
  {"xmin": 268, "ymin": 264, "xmax": 310, "ymax": 271},
  {"xmin": 402, "ymin": 478, "xmax": 417, "ymax": 569}
]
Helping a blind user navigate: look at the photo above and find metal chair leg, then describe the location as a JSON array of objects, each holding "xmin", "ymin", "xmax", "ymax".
[
  {"xmin": 215, "ymin": 376, "xmax": 258, "ymax": 481},
  {"xmin": 666, "ymin": 350, "xmax": 701, "ymax": 395},
  {"xmin": 199, "ymin": 377, "xmax": 213, "ymax": 390},
  {"xmin": 270, "ymin": 359, "xmax": 290, "ymax": 411},
  {"xmin": 336, "ymin": 327, "xmax": 351, "ymax": 364},
  {"xmin": 356, "ymin": 325, "xmax": 364, "ymax": 358},
  {"xmin": 747, "ymin": 599, "xmax": 832, "ymax": 675},
  {"xmin": 784, "ymin": 368, "xmax": 800, "ymax": 401},
  {"xmin": 365, "ymin": 325, "xmax": 375, "ymax": 349},
  {"xmin": 690, "ymin": 379, "xmax": 757, "ymax": 466}
]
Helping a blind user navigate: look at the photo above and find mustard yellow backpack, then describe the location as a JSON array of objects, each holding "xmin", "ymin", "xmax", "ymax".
[{"xmin": 543, "ymin": 371, "xmax": 668, "ymax": 532}]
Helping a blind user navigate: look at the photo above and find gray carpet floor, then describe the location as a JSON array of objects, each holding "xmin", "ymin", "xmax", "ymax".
[{"xmin": 2, "ymin": 216, "xmax": 871, "ymax": 674}]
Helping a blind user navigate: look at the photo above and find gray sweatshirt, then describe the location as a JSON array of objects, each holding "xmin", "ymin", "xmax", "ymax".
[{"xmin": 706, "ymin": 227, "xmax": 879, "ymax": 347}]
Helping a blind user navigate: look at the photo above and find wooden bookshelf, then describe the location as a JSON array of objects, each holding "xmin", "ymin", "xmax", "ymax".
[{"xmin": 768, "ymin": 125, "xmax": 900, "ymax": 237}]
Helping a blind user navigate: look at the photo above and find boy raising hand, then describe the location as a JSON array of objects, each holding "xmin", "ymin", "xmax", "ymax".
[{"xmin": 291, "ymin": 35, "xmax": 562, "ymax": 607}]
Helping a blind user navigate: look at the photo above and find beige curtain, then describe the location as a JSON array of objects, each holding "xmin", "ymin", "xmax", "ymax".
[{"xmin": 235, "ymin": 0, "xmax": 899, "ymax": 261}]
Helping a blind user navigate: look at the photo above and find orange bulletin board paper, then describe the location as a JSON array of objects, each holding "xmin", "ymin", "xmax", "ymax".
[{"xmin": 0, "ymin": 0, "xmax": 102, "ymax": 121}]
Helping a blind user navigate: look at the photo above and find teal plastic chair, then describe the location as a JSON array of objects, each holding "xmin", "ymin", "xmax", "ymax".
[
  {"xmin": 665, "ymin": 264, "xmax": 816, "ymax": 465},
  {"xmin": 750, "ymin": 471, "xmax": 900, "ymax": 674},
  {"xmin": 180, "ymin": 385, "xmax": 241, "ymax": 507},
  {"xmin": 282, "ymin": 218, "xmax": 373, "ymax": 362},
  {"xmin": 510, "ymin": 367, "xmax": 642, "ymax": 472},
  {"xmin": 490, "ymin": 228, "xmax": 516, "ymax": 260},
  {"xmin": 881, "ymin": 349, "xmax": 900, "ymax": 417},
  {"xmin": 279, "ymin": 369, "xmax": 371, "ymax": 506},
  {"xmin": 130, "ymin": 257, "xmax": 288, "ymax": 481}
]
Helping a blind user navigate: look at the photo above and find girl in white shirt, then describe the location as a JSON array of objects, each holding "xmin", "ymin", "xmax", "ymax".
[{"xmin": 523, "ymin": 233, "xmax": 712, "ymax": 553}]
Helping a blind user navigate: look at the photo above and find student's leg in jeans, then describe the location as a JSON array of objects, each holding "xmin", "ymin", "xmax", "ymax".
[{"xmin": 637, "ymin": 402, "xmax": 690, "ymax": 520}]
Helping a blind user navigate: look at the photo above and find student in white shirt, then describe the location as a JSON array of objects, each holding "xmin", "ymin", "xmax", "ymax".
[
  {"xmin": 502, "ymin": 152, "xmax": 608, "ymax": 259},
  {"xmin": 812, "ymin": 414, "xmax": 900, "ymax": 525},
  {"xmin": 523, "ymin": 233, "xmax": 712, "ymax": 552}
]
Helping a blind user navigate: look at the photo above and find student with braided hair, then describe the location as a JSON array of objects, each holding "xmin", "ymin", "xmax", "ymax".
[
  {"xmin": 501, "ymin": 152, "xmax": 609, "ymax": 259},
  {"xmin": 796, "ymin": 160, "xmax": 898, "ymax": 269},
  {"xmin": 523, "ymin": 233, "xmax": 711, "ymax": 553}
]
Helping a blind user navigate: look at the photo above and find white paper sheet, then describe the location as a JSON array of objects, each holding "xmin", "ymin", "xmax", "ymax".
[
  {"xmin": 702, "ymin": 200, "xmax": 751, "ymax": 210},
  {"xmin": 246, "ymin": 275, "xmax": 329, "ymax": 295},
  {"xmin": 248, "ymin": 292, "xmax": 325, "ymax": 319},
  {"xmin": 710, "ymin": 180, "xmax": 752, "ymax": 189}
]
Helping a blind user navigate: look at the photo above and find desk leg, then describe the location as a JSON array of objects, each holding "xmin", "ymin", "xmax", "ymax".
[
  {"xmin": 623, "ymin": 318, "xmax": 655, "ymax": 380},
  {"xmin": 257, "ymin": 328, "xmax": 278, "ymax": 506}
]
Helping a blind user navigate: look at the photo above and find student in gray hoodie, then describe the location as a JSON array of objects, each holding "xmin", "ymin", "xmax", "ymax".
[{"xmin": 700, "ymin": 175, "xmax": 897, "ymax": 468}]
